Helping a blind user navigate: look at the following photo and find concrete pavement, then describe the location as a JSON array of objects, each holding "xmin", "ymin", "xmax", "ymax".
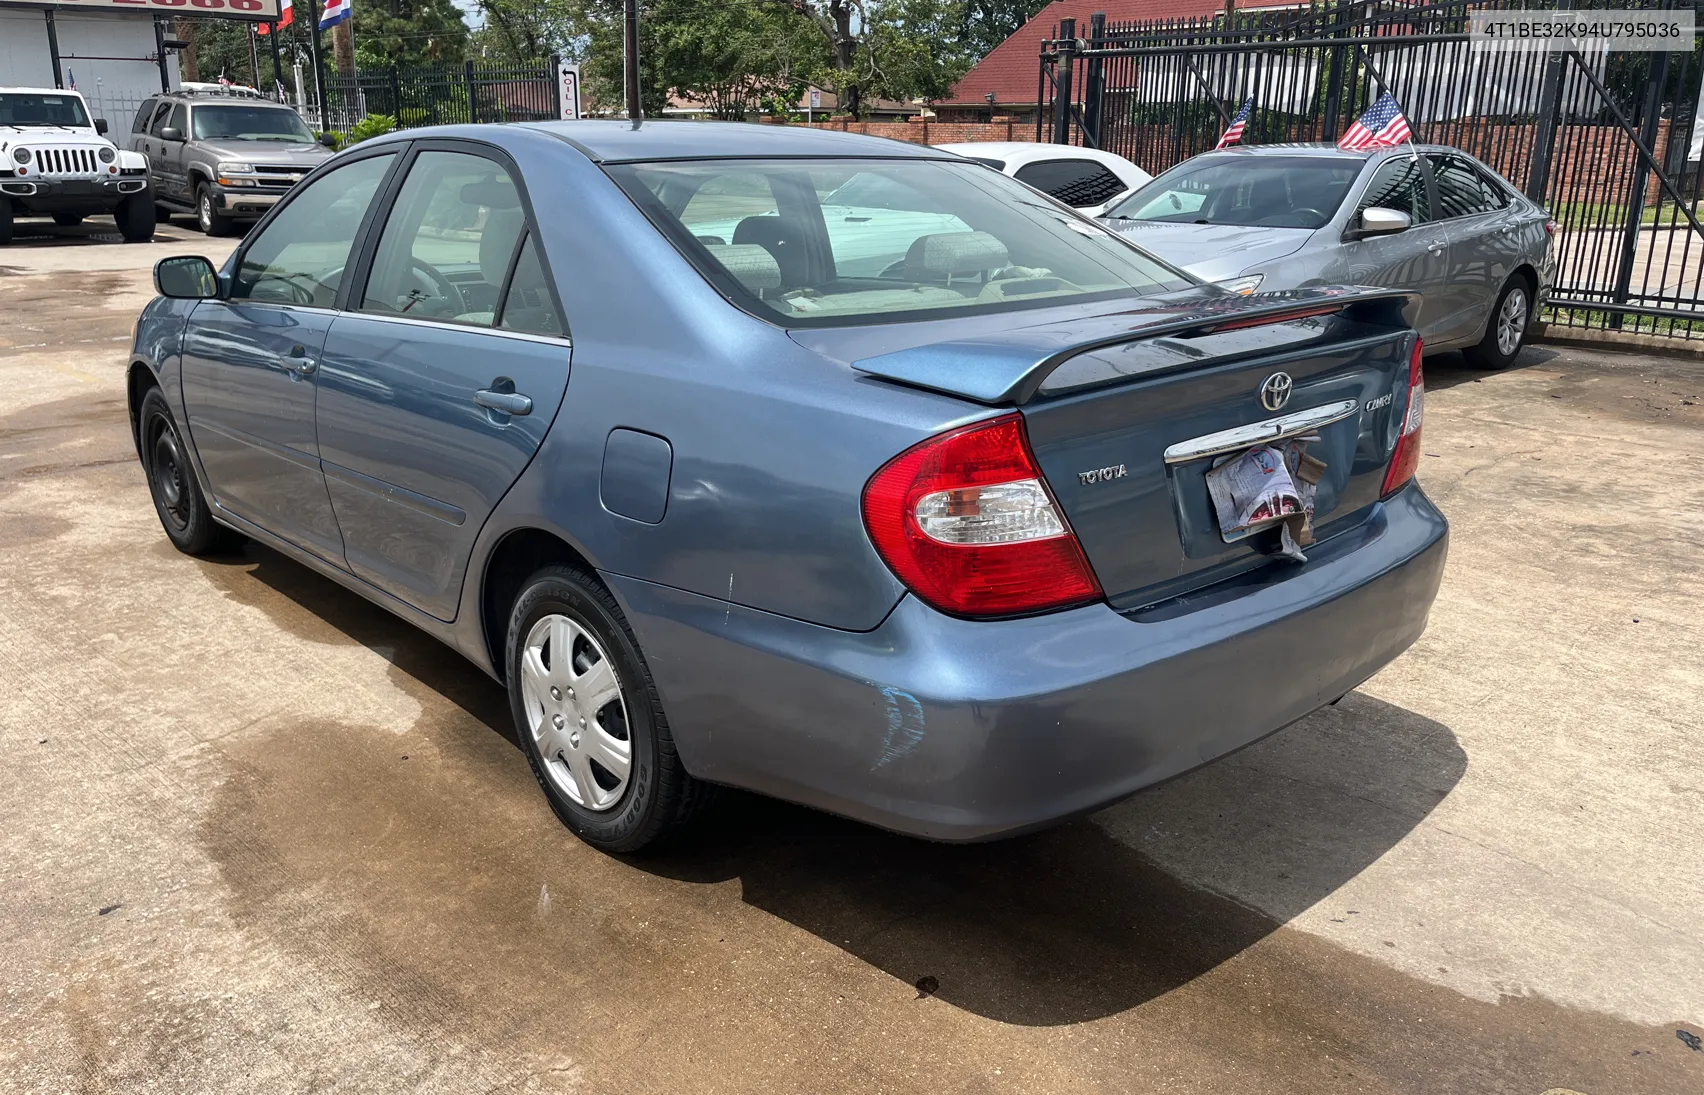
[{"xmin": 1, "ymin": 231, "xmax": 1701, "ymax": 1094}]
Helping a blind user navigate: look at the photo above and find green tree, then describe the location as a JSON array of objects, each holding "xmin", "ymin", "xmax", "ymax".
[
  {"xmin": 957, "ymin": 0, "xmax": 1048, "ymax": 62},
  {"xmin": 352, "ymin": 0, "xmax": 472, "ymax": 68},
  {"xmin": 649, "ymin": 0, "xmax": 825, "ymax": 119}
]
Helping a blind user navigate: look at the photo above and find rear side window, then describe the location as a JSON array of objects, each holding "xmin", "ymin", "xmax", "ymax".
[
  {"xmin": 1357, "ymin": 158, "xmax": 1432, "ymax": 224},
  {"xmin": 359, "ymin": 150, "xmax": 526, "ymax": 327},
  {"xmin": 1014, "ymin": 159, "xmax": 1127, "ymax": 208},
  {"xmin": 497, "ymin": 233, "xmax": 563, "ymax": 336},
  {"xmin": 131, "ymin": 98, "xmax": 157, "ymax": 134},
  {"xmin": 1429, "ymin": 155, "xmax": 1504, "ymax": 218}
]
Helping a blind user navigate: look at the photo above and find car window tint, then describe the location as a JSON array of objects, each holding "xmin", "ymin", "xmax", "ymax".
[
  {"xmin": 131, "ymin": 98, "xmax": 157, "ymax": 134},
  {"xmin": 496, "ymin": 233, "xmax": 563, "ymax": 336},
  {"xmin": 1430, "ymin": 155, "xmax": 1500, "ymax": 218},
  {"xmin": 1357, "ymin": 158, "xmax": 1431, "ymax": 224},
  {"xmin": 614, "ymin": 158, "xmax": 1191, "ymax": 327},
  {"xmin": 148, "ymin": 101, "xmax": 173, "ymax": 136},
  {"xmin": 230, "ymin": 153, "xmax": 395, "ymax": 308},
  {"xmin": 359, "ymin": 150, "xmax": 525, "ymax": 327},
  {"xmin": 1109, "ymin": 154, "xmax": 1361, "ymax": 229},
  {"xmin": 1473, "ymin": 166, "xmax": 1510, "ymax": 210},
  {"xmin": 1013, "ymin": 159, "xmax": 1127, "ymax": 208},
  {"xmin": 166, "ymin": 103, "xmax": 188, "ymax": 137}
]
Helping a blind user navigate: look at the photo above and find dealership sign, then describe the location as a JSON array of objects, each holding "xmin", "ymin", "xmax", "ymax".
[{"xmin": 0, "ymin": 0, "xmax": 282, "ymax": 18}]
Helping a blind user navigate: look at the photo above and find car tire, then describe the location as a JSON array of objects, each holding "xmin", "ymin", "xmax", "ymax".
[
  {"xmin": 0, "ymin": 196, "xmax": 13, "ymax": 245},
  {"xmin": 138, "ymin": 387, "xmax": 243, "ymax": 556},
  {"xmin": 52, "ymin": 212, "xmax": 85, "ymax": 227},
  {"xmin": 506, "ymin": 564, "xmax": 710, "ymax": 854},
  {"xmin": 196, "ymin": 184, "xmax": 235, "ymax": 237},
  {"xmin": 1463, "ymin": 277, "xmax": 1532, "ymax": 370},
  {"xmin": 114, "ymin": 193, "xmax": 157, "ymax": 243}
]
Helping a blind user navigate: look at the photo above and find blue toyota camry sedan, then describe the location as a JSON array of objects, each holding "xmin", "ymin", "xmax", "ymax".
[{"xmin": 130, "ymin": 121, "xmax": 1447, "ymax": 853}]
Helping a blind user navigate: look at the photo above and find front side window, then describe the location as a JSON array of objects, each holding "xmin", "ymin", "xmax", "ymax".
[
  {"xmin": 148, "ymin": 101, "xmax": 173, "ymax": 137},
  {"xmin": 1013, "ymin": 159, "xmax": 1127, "ymax": 209},
  {"xmin": 0, "ymin": 93, "xmax": 91, "ymax": 128},
  {"xmin": 1107, "ymin": 154, "xmax": 1363, "ymax": 229},
  {"xmin": 192, "ymin": 105, "xmax": 317, "ymax": 143},
  {"xmin": 131, "ymin": 98, "xmax": 158, "ymax": 134},
  {"xmin": 1356, "ymin": 158, "xmax": 1432, "ymax": 224},
  {"xmin": 1429, "ymin": 155, "xmax": 1503, "ymax": 219},
  {"xmin": 359, "ymin": 150, "xmax": 525, "ymax": 326},
  {"xmin": 612, "ymin": 158, "xmax": 1190, "ymax": 327},
  {"xmin": 232, "ymin": 153, "xmax": 395, "ymax": 307},
  {"xmin": 165, "ymin": 104, "xmax": 188, "ymax": 138}
]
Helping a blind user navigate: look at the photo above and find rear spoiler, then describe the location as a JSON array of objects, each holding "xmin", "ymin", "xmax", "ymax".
[{"xmin": 852, "ymin": 287, "xmax": 1418, "ymax": 406}]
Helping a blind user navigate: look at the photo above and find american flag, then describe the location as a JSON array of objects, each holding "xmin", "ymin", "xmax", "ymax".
[
  {"xmin": 1338, "ymin": 92, "xmax": 1412, "ymax": 151},
  {"xmin": 1215, "ymin": 98, "xmax": 1253, "ymax": 150}
]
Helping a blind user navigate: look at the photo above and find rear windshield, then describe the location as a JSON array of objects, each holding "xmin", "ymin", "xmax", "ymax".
[
  {"xmin": 608, "ymin": 158, "xmax": 1191, "ymax": 327},
  {"xmin": 192, "ymin": 104, "xmax": 316, "ymax": 142},
  {"xmin": 1106, "ymin": 154, "xmax": 1363, "ymax": 230},
  {"xmin": 0, "ymin": 93, "xmax": 90, "ymax": 128}
]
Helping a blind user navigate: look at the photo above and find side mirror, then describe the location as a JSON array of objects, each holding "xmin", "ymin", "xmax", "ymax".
[
  {"xmin": 1355, "ymin": 207, "xmax": 1412, "ymax": 238},
  {"xmin": 95, "ymin": 118, "xmax": 109, "ymax": 135},
  {"xmin": 155, "ymin": 255, "xmax": 220, "ymax": 299},
  {"xmin": 318, "ymin": 133, "xmax": 338, "ymax": 148},
  {"xmin": 159, "ymin": 126, "xmax": 183, "ymax": 143}
]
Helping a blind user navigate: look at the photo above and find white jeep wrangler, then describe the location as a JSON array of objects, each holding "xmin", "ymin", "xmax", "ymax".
[{"xmin": 0, "ymin": 86, "xmax": 155, "ymax": 244}]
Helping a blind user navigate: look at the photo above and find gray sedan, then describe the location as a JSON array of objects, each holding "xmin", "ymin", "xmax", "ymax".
[{"xmin": 1101, "ymin": 144, "xmax": 1555, "ymax": 368}]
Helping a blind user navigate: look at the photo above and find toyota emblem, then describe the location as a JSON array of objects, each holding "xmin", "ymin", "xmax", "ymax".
[{"xmin": 1260, "ymin": 372, "xmax": 1293, "ymax": 412}]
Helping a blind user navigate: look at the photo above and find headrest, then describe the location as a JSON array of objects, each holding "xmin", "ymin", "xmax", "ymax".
[
  {"xmin": 706, "ymin": 244, "xmax": 782, "ymax": 291},
  {"xmin": 461, "ymin": 179, "xmax": 521, "ymax": 209},
  {"xmin": 903, "ymin": 231, "xmax": 1009, "ymax": 279}
]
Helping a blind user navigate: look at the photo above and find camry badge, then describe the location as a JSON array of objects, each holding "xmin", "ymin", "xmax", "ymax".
[{"xmin": 1260, "ymin": 372, "xmax": 1293, "ymax": 412}]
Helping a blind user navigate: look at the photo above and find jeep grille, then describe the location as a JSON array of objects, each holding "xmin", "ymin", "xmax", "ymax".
[{"xmin": 31, "ymin": 147, "xmax": 99, "ymax": 176}]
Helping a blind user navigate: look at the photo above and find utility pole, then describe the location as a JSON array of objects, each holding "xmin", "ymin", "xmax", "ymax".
[
  {"xmin": 247, "ymin": 23, "xmax": 261, "ymax": 89},
  {"xmin": 623, "ymin": 0, "xmax": 641, "ymax": 121},
  {"xmin": 305, "ymin": 0, "xmax": 329, "ymax": 131}
]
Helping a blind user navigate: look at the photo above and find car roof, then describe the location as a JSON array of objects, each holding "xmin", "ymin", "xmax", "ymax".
[
  {"xmin": 935, "ymin": 142, "xmax": 1137, "ymax": 168},
  {"xmin": 0, "ymin": 86, "xmax": 87, "ymax": 96},
  {"xmin": 1193, "ymin": 142, "xmax": 1459, "ymax": 159},
  {"xmin": 517, "ymin": 119, "xmax": 952, "ymax": 163}
]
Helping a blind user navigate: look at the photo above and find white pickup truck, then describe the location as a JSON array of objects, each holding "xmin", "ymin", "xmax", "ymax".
[{"xmin": 0, "ymin": 86, "xmax": 155, "ymax": 244}]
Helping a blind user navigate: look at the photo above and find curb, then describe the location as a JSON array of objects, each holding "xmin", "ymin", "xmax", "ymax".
[{"xmin": 1534, "ymin": 325, "xmax": 1704, "ymax": 361}]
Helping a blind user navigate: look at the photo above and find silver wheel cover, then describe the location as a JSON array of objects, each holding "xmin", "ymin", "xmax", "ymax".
[
  {"xmin": 520, "ymin": 614, "xmax": 632, "ymax": 811},
  {"xmin": 1496, "ymin": 287, "xmax": 1528, "ymax": 357}
]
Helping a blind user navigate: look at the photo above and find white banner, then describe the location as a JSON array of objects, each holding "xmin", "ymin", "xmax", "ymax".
[
  {"xmin": 0, "ymin": 0, "xmax": 282, "ymax": 18},
  {"xmin": 555, "ymin": 60, "xmax": 582, "ymax": 121}
]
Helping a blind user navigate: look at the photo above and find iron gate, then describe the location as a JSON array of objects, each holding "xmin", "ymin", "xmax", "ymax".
[{"xmin": 1040, "ymin": 0, "xmax": 1704, "ymax": 338}]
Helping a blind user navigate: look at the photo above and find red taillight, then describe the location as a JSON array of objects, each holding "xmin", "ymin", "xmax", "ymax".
[
  {"xmin": 862, "ymin": 414, "xmax": 1103, "ymax": 618},
  {"xmin": 1544, "ymin": 219, "xmax": 1559, "ymax": 236},
  {"xmin": 1381, "ymin": 337, "xmax": 1424, "ymax": 497}
]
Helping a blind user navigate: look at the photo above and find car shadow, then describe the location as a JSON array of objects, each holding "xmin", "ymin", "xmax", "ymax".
[
  {"xmin": 1426, "ymin": 343, "xmax": 1557, "ymax": 391},
  {"xmin": 200, "ymin": 540, "xmax": 1466, "ymax": 1026}
]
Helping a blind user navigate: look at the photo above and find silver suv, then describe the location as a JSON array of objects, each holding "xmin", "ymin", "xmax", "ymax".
[{"xmin": 128, "ymin": 89, "xmax": 335, "ymax": 236}]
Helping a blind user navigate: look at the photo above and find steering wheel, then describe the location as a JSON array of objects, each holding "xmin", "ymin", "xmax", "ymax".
[
  {"xmin": 1259, "ymin": 208, "xmax": 1325, "ymax": 226},
  {"xmin": 401, "ymin": 258, "xmax": 465, "ymax": 316}
]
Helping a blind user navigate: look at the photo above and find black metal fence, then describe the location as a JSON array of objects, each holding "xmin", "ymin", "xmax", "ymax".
[
  {"xmin": 1041, "ymin": 0, "xmax": 1704, "ymax": 339},
  {"xmin": 315, "ymin": 59, "xmax": 559, "ymax": 136}
]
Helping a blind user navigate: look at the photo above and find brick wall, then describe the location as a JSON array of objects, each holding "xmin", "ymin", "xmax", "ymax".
[{"xmin": 786, "ymin": 116, "xmax": 1052, "ymax": 145}]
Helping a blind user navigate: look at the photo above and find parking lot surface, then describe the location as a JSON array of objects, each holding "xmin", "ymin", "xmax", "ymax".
[{"xmin": 2, "ymin": 233, "xmax": 1702, "ymax": 1094}]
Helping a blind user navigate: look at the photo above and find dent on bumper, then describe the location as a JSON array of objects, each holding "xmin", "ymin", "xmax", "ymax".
[{"xmin": 608, "ymin": 485, "xmax": 1449, "ymax": 841}]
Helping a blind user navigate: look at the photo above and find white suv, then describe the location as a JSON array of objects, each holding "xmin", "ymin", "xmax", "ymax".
[{"xmin": 0, "ymin": 87, "xmax": 155, "ymax": 244}]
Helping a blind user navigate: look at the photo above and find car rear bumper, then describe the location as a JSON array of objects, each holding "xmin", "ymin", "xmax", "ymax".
[{"xmin": 608, "ymin": 483, "xmax": 1449, "ymax": 841}]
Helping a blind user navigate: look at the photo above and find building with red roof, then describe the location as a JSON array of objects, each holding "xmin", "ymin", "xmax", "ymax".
[{"xmin": 937, "ymin": 0, "xmax": 1230, "ymax": 122}]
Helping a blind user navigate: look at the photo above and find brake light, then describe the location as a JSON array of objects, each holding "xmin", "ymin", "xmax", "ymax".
[
  {"xmin": 1381, "ymin": 337, "xmax": 1424, "ymax": 497},
  {"xmin": 862, "ymin": 414, "xmax": 1102, "ymax": 618},
  {"xmin": 1544, "ymin": 219, "xmax": 1558, "ymax": 236}
]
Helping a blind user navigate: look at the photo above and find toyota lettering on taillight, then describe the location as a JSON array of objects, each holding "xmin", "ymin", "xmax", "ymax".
[
  {"xmin": 1381, "ymin": 337, "xmax": 1424, "ymax": 497},
  {"xmin": 861, "ymin": 414, "xmax": 1103, "ymax": 618}
]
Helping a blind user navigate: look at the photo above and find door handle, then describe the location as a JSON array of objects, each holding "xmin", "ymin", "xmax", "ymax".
[
  {"xmin": 474, "ymin": 389, "xmax": 532, "ymax": 416},
  {"xmin": 279, "ymin": 345, "xmax": 317, "ymax": 376},
  {"xmin": 1427, "ymin": 242, "xmax": 1444, "ymax": 255}
]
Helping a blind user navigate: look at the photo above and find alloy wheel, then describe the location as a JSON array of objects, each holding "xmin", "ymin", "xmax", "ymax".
[
  {"xmin": 520, "ymin": 614, "xmax": 632, "ymax": 812},
  {"xmin": 198, "ymin": 194, "xmax": 212, "ymax": 233},
  {"xmin": 1497, "ymin": 287, "xmax": 1528, "ymax": 357}
]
